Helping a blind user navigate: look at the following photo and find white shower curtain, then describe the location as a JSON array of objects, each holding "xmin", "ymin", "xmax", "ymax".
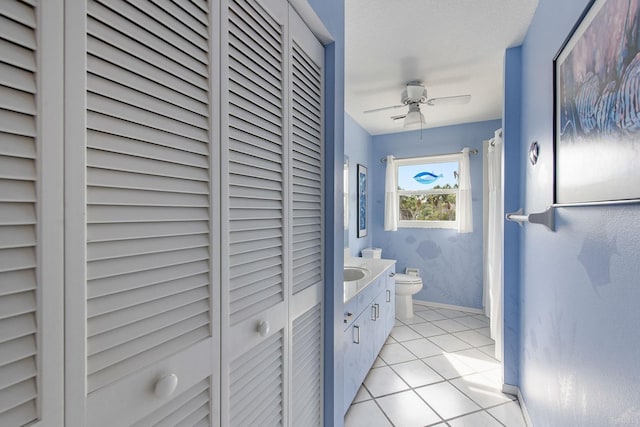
[
  {"xmin": 486, "ymin": 129, "xmax": 504, "ymax": 361},
  {"xmin": 457, "ymin": 148, "xmax": 473, "ymax": 233},
  {"xmin": 384, "ymin": 155, "xmax": 397, "ymax": 231}
]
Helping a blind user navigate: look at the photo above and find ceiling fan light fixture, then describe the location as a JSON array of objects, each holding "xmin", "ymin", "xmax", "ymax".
[
  {"xmin": 403, "ymin": 104, "xmax": 424, "ymax": 129},
  {"xmin": 405, "ymin": 83, "xmax": 425, "ymax": 101}
]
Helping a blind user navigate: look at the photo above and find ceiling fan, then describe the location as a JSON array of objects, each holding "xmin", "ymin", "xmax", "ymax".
[{"xmin": 364, "ymin": 81, "xmax": 471, "ymax": 129}]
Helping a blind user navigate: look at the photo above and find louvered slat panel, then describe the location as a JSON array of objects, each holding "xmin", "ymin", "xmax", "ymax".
[
  {"xmin": 292, "ymin": 304, "xmax": 322, "ymax": 426},
  {"xmin": 91, "ymin": 0, "xmax": 208, "ymax": 66},
  {"xmin": 0, "ymin": 270, "xmax": 36, "ymax": 297},
  {"xmin": 88, "ymin": 74, "xmax": 208, "ymax": 130},
  {"xmin": 173, "ymin": 0, "xmax": 208, "ymax": 26},
  {"xmin": 145, "ymin": 0, "xmax": 208, "ymax": 38},
  {"xmin": 87, "ymin": 313, "xmax": 210, "ymax": 375},
  {"xmin": 132, "ymin": 378, "xmax": 210, "ymax": 427},
  {"xmin": 291, "ymin": 41, "xmax": 322, "ymax": 295},
  {"xmin": 87, "ymin": 11, "xmax": 207, "ymax": 90},
  {"xmin": 230, "ymin": 331, "xmax": 283, "ymax": 427},
  {"xmin": 87, "ymin": 220, "xmax": 209, "ymax": 242},
  {"xmin": 227, "ymin": 0, "xmax": 284, "ymax": 325},
  {"xmin": 88, "ymin": 260, "xmax": 209, "ymax": 299},
  {"xmin": 85, "ymin": 0, "xmax": 211, "ymax": 393},
  {"xmin": 88, "ymin": 234, "xmax": 210, "ymax": 261},
  {"xmin": 0, "ymin": 2, "xmax": 38, "ymax": 425},
  {"xmin": 88, "ymin": 169, "xmax": 209, "ymax": 196},
  {"xmin": 0, "ymin": 224, "xmax": 35, "ymax": 249},
  {"xmin": 87, "ymin": 247, "xmax": 209, "ymax": 280},
  {"xmin": 88, "ymin": 287, "xmax": 209, "ymax": 337},
  {"xmin": 293, "ymin": 120, "xmax": 321, "ymax": 151},
  {"xmin": 0, "ymin": 133, "xmax": 35, "ymax": 160},
  {"xmin": 87, "ymin": 56, "xmax": 207, "ymax": 117},
  {"xmin": 88, "ymin": 150, "xmax": 209, "ymax": 182},
  {"xmin": 88, "ymin": 130, "xmax": 209, "ymax": 167},
  {"xmin": 88, "ymin": 301, "xmax": 209, "ymax": 356},
  {"xmin": 88, "ymin": 113, "xmax": 208, "ymax": 156},
  {"xmin": 87, "ymin": 37, "xmax": 208, "ymax": 105},
  {"xmin": 87, "ymin": 328, "xmax": 210, "ymax": 393}
]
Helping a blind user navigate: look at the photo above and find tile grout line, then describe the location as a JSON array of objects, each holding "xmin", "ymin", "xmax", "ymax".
[
  {"xmin": 347, "ymin": 306, "xmax": 523, "ymax": 427},
  {"xmin": 368, "ymin": 351, "xmax": 448, "ymax": 426}
]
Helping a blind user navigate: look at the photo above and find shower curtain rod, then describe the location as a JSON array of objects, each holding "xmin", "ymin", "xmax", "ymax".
[{"xmin": 379, "ymin": 149, "xmax": 478, "ymax": 164}]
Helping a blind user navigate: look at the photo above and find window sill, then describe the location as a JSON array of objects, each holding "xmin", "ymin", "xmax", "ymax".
[{"xmin": 398, "ymin": 221, "xmax": 457, "ymax": 229}]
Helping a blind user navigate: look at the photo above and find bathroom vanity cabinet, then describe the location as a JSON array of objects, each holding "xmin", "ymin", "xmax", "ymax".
[{"xmin": 343, "ymin": 262, "xmax": 396, "ymax": 414}]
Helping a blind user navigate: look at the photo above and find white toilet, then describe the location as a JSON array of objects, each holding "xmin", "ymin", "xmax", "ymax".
[{"xmin": 394, "ymin": 273, "xmax": 423, "ymax": 320}]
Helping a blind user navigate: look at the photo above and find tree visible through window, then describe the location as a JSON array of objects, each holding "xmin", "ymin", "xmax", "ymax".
[{"xmin": 396, "ymin": 154, "xmax": 461, "ymax": 228}]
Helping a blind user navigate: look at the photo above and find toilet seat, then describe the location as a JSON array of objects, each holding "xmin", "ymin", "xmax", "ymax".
[{"xmin": 394, "ymin": 273, "xmax": 422, "ymax": 285}]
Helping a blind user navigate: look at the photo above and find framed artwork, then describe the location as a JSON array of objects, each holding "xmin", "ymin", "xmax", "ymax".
[
  {"xmin": 554, "ymin": 0, "xmax": 640, "ymax": 204},
  {"xmin": 357, "ymin": 164, "xmax": 367, "ymax": 238}
]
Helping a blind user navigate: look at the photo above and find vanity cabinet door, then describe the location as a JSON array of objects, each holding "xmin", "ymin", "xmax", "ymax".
[
  {"xmin": 372, "ymin": 284, "xmax": 388, "ymax": 352},
  {"xmin": 360, "ymin": 301, "xmax": 378, "ymax": 373},
  {"xmin": 343, "ymin": 319, "xmax": 360, "ymax": 414},
  {"xmin": 384, "ymin": 268, "xmax": 396, "ymax": 337},
  {"xmin": 343, "ymin": 308, "xmax": 374, "ymax": 414}
]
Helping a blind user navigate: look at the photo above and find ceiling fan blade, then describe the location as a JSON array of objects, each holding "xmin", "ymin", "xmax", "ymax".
[
  {"xmin": 390, "ymin": 114, "xmax": 406, "ymax": 121},
  {"xmin": 426, "ymin": 94, "xmax": 471, "ymax": 106},
  {"xmin": 363, "ymin": 104, "xmax": 405, "ymax": 114}
]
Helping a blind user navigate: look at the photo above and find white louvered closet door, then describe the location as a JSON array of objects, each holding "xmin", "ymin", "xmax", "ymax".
[
  {"xmin": 220, "ymin": 0, "xmax": 288, "ymax": 425},
  {"xmin": 288, "ymin": 7, "xmax": 324, "ymax": 427},
  {"xmin": 220, "ymin": 0, "xmax": 324, "ymax": 425},
  {"xmin": 0, "ymin": 1, "xmax": 64, "ymax": 426},
  {"xmin": 65, "ymin": 1, "xmax": 218, "ymax": 425}
]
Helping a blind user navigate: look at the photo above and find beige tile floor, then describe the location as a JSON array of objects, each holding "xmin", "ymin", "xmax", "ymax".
[{"xmin": 344, "ymin": 304, "xmax": 527, "ymax": 427}]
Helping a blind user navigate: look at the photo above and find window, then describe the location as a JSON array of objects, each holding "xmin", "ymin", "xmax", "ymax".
[{"xmin": 396, "ymin": 154, "xmax": 461, "ymax": 229}]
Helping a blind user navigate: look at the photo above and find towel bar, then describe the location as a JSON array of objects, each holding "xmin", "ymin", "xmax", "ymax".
[{"xmin": 505, "ymin": 206, "xmax": 554, "ymax": 231}]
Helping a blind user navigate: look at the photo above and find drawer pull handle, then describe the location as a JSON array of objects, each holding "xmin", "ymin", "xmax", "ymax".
[
  {"xmin": 386, "ymin": 289, "xmax": 391, "ymax": 303},
  {"xmin": 371, "ymin": 305, "xmax": 377, "ymax": 321},
  {"xmin": 154, "ymin": 373, "xmax": 178, "ymax": 398},
  {"xmin": 353, "ymin": 325, "xmax": 360, "ymax": 344}
]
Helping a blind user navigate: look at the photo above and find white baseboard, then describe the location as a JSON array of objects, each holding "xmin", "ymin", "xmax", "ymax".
[
  {"xmin": 413, "ymin": 300, "xmax": 484, "ymax": 315},
  {"xmin": 501, "ymin": 384, "xmax": 534, "ymax": 427},
  {"xmin": 502, "ymin": 383, "xmax": 519, "ymax": 396}
]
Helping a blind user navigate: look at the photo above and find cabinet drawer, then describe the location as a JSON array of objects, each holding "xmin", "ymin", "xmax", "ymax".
[{"xmin": 343, "ymin": 274, "xmax": 386, "ymax": 329}]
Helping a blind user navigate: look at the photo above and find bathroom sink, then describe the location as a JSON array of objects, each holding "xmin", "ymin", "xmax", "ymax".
[{"xmin": 344, "ymin": 266, "xmax": 369, "ymax": 282}]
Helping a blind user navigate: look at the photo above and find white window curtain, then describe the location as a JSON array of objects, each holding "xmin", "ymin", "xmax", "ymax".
[
  {"xmin": 487, "ymin": 129, "xmax": 504, "ymax": 361},
  {"xmin": 384, "ymin": 155, "xmax": 398, "ymax": 231},
  {"xmin": 457, "ymin": 148, "xmax": 473, "ymax": 233}
]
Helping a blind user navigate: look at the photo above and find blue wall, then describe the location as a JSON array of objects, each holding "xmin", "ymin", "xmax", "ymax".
[
  {"xmin": 515, "ymin": 0, "xmax": 640, "ymax": 425},
  {"xmin": 371, "ymin": 120, "xmax": 501, "ymax": 310},
  {"xmin": 306, "ymin": 0, "xmax": 345, "ymax": 426},
  {"xmin": 344, "ymin": 114, "xmax": 372, "ymax": 256},
  {"xmin": 502, "ymin": 46, "xmax": 523, "ymax": 387}
]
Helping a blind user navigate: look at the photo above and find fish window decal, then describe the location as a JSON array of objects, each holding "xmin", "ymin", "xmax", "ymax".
[
  {"xmin": 413, "ymin": 171, "xmax": 443, "ymax": 185},
  {"xmin": 397, "ymin": 161, "xmax": 459, "ymax": 191}
]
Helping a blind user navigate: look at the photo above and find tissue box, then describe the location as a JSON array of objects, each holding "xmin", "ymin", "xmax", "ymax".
[{"xmin": 361, "ymin": 248, "xmax": 382, "ymax": 259}]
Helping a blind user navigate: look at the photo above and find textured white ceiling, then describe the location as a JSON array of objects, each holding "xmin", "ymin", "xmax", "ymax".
[{"xmin": 345, "ymin": 0, "xmax": 538, "ymax": 135}]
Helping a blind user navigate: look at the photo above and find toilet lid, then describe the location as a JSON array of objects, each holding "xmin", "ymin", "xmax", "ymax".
[{"xmin": 394, "ymin": 273, "xmax": 422, "ymax": 285}]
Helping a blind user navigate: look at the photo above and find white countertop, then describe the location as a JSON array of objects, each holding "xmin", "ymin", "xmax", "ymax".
[{"xmin": 343, "ymin": 256, "xmax": 396, "ymax": 302}]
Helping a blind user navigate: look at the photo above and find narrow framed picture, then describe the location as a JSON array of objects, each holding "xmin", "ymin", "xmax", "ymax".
[
  {"xmin": 554, "ymin": 0, "xmax": 640, "ymax": 204},
  {"xmin": 357, "ymin": 164, "xmax": 367, "ymax": 238}
]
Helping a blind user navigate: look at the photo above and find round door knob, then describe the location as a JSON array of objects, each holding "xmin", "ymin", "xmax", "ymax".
[
  {"xmin": 258, "ymin": 320, "xmax": 270, "ymax": 337},
  {"xmin": 154, "ymin": 373, "xmax": 178, "ymax": 398}
]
